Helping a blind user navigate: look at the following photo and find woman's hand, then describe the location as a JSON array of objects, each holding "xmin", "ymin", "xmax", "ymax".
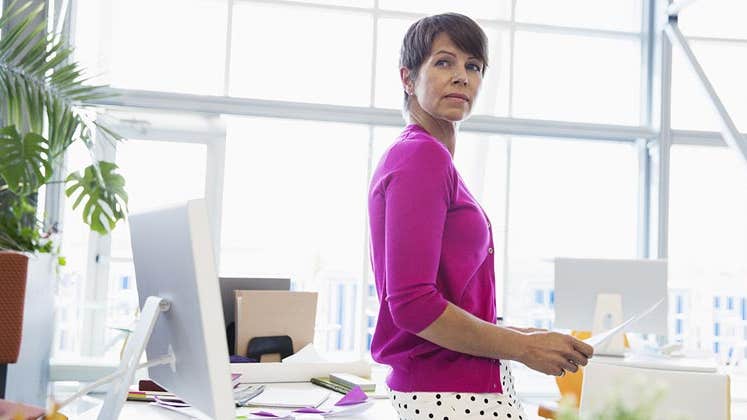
[{"xmin": 516, "ymin": 331, "xmax": 593, "ymax": 376}]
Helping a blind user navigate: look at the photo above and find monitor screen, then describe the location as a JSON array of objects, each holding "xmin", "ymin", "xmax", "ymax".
[{"xmin": 554, "ymin": 257, "xmax": 668, "ymax": 336}]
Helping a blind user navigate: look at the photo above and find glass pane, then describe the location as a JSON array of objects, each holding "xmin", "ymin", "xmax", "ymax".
[
  {"xmin": 515, "ymin": 0, "xmax": 642, "ymax": 32},
  {"xmin": 506, "ymin": 138, "xmax": 638, "ymax": 326},
  {"xmin": 453, "ymin": 133, "xmax": 509, "ymax": 315},
  {"xmin": 220, "ymin": 117, "xmax": 370, "ymax": 352},
  {"xmin": 378, "ymin": 0, "xmax": 511, "ymax": 20},
  {"xmin": 102, "ymin": 140, "xmax": 207, "ymax": 358},
  {"xmin": 513, "ymin": 31, "xmax": 641, "ymax": 125},
  {"xmin": 73, "ymin": 0, "xmax": 228, "ymax": 95},
  {"xmin": 54, "ymin": 141, "xmax": 97, "ymax": 359},
  {"xmin": 229, "ymin": 4, "xmax": 373, "ymax": 106},
  {"xmin": 680, "ymin": 0, "xmax": 747, "ymax": 39},
  {"xmin": 375, "ymin": 18, "xmax": 510, "ymax": 116},
  {"xmin": 672, "ymin": 40, "xmax": 747, "ymax": 132},
  {"xmin": 110, "ymin": 140, "xmax": 207, "ymax": 259},
  {"xmin": 669, "ymin": 145, "xmax": 747, "ymax": 359}
]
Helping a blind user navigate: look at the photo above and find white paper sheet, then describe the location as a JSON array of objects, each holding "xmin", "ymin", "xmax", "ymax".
[{"xmin": 583, "ymin": 297, "xmax": 665, "ymax": 349}]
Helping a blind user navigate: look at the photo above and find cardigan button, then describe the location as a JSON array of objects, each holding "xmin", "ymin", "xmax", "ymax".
[{"xmin": 488, "ymin": 247, "xmax": 494, "ymax": 254}]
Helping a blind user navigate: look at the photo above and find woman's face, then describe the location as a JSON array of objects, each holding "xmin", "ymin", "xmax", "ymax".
[{"xmin": 402, "ymin": 32, "xmax": 484, "ymax": 122}]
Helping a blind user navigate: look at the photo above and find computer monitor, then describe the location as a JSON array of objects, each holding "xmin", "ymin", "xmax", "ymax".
[
  {"xmin": 219, "ymin": 277, "xmax": 291, "ymax": 328},
  {"xmin": 554, "ymin": 258, "xmax": 668, "ymax": 336},
  {"xmin": 125, "ymin": 199, "xmax": 235, "ymax": 419}
]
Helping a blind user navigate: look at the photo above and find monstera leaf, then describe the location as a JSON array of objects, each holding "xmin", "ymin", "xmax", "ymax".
[
  {"xmin": 65, "ymin": 162, "xmax": 128, "ymax": 234},
  {"xmin": 0, "ymin": 125, "xmax": 52, "ymax": 195}
]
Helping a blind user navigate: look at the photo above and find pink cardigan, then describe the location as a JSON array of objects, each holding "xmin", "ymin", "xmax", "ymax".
[{"xmin": 368, "ymin": 124, "xmax": 504, "ymax": 393}]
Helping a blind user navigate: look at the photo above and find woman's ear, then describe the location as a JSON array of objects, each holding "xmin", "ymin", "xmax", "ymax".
[{"xmin": 400, "ymin": 67, "xmax": 414, "ymax": 96}]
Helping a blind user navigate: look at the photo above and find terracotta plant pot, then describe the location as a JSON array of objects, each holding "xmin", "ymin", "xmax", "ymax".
[{"xmin": 0, "ymin": 251, "xmax": 29, "ymax": 364}]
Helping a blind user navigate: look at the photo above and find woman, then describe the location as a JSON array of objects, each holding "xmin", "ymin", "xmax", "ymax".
[{"xmin": 368, "ymin": 13, "xmax": 594, "ymax": 419}]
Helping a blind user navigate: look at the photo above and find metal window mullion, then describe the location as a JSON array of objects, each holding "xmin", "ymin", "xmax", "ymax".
[
  {"xmin": 43, "ymin": 0, "xmax": 71, "ymax": 235},
  {"xmin": 513, "ymin": 21, "xmax": 640, "ymax": 41},
  {"xmin": 205, "ymin": 134, "xmax": 227, "ymax": 269},
  {"xmin": 80, "ymin": 131, "xmax": 116, "ymax": 357},
  {"xmin": 355, "ymin": 127, "xmax": 376, "ymax": 356},
  {"xmin": 671, "ymin": 129, "xmax": 727, "ymax": 147},
  {"xmin": 637, "ymin": 0, "xmax": 658, "ymax": 259},
  {"xmin": 354, "ymin": 0, "xmax": 379, "ymax": 356},
  {"xmin": 222, "ymin": 0, "xmax": 235, "ymax": 96},
  {"xmin": 685, "ymin": 35, "xmax": 747, "ymax": 46},
  {"xmin": 92, "ymin": 89, "xmax": 655, "ymax": 142},
  {"xmin": 665, "ymin": 22, "xmax": 747, "ymax": 167},
  {"xmin": 637, "ymin": 137, "xmax": 652, "ymax": 258},
  {"xmin": 652, "ymin": 13, "xmax": 674, "ymax": 260},
  {"xmin": 500, "ymin": 0, "xmax": 518, "ymax": 319}
]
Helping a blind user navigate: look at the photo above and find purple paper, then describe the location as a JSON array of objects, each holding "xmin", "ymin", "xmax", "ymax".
[
  {"xmin": 153, "ymin": 396, "xmax": 190, "ymax": 407},
  {"xmin": 334, "ymin": 386, "xmax": 368, "ymax": 406},
  {"xmin": 250, "ymin": 411, "xmax": 282, "ymax": 417},
  {"xmin": 293, "ymin": 407, "xmax": 330, "ymax": 414}
]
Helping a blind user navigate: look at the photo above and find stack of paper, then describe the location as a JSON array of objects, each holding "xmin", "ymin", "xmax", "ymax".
[
  {"xmin": 239, "ymin": 387, "xmax": 373, "ymax": 419},
  {"xmin": 240, "ymin": 386, "xmax": 329, "ymax": 408}
]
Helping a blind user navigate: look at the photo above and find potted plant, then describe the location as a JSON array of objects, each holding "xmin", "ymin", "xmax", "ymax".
[
  {"xmin": 0, "ymin": 0, "xmax": 127, "ymax": 395},
  {"xmin": 556, "ymin": 378, "xmax": 675, "ymax": 420}
]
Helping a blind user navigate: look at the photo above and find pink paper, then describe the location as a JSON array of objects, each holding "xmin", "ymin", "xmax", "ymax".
[
  {"xmin": 293, "ymin": 407, "xmax": 330, "ymax": 414},
  {"xmin": 334, "ymin": 386, "xmax": 368, "ymax": 406},
  {"xmin": 250, "ymin": 411, "xmax": 282, "ymax": 417},
  {"xmin": 153, "ymin": 396, "xmax": 190, "ymax": 407}
]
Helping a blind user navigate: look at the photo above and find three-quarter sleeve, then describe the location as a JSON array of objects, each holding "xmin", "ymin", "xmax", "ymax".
[{"xmin": 383, "ymin": 141, "xmax": 454, "ymax": 333}]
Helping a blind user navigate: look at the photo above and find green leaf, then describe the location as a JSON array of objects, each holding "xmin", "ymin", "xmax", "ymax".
[
  {"xmin": 65, "ymin": 162, "xmax": 128, "ymax": 234},
  {"xmin": 0, "ymin": 0, "xmax": 127, "ymax": 251},
  {"xmin": 0, "ymin": 125, "xmax": 51, "ymax": 195},
  {"xmin": 0, "ymin": 191, "xmax": 47, "ymax": 253}
]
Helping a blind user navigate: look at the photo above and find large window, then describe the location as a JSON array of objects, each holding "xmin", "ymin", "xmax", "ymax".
[
  {"xmin": 220, "ymin": 117, "xmax": 371, "ymax": 352},
  {"xmin": 674, "ymin": 1, "xmax": 747, "ymax": 131},
  {"xmin": 506, "ymin": 138, "xmax": 639, "ymax": 326},
  {"xmin": 669, "ymin": 145, "xmax": 747, "ymax": 361},
  {"xmin": 55, "ymin": 0, "xmax": 747, "ymax": 395},
  {"xmin": 56, "ymin": 133, "xmax": 209, "ymax": 361}
]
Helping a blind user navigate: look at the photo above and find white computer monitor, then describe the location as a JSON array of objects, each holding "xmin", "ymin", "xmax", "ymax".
[
  {"xmin": 554, "ymin": 258, "xmax": 668, "ymax": 336},
  {"xmin": 125, "ymin": 199, "xmax": 235, "ymax": 419}
]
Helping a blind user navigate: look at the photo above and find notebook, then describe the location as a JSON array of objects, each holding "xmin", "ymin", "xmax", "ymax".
[{"xmin": 242, "ymin": 386, "xmax": 330, "ymax": 408}]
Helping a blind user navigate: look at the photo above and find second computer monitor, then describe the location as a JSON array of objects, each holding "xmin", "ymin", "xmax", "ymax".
[
  {"xmin": 219, "ymin": 277, "xmax": 291, "ymax": 328},
  {"xmin": 554, "ymin": 258, "xmax": 668, "ymax": 336}
]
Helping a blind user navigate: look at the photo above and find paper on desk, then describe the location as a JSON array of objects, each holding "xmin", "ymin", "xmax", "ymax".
[
  {"xmin": 241, "ymin": 387, "xmax": 374, "ymax": 419},
  {"xmin": 333, "ymin": 387, "xmax": 367, "ymax": 406},
  {"xmin": 282, "ymin": 344, "xmax": 328, "ymax": 364},
  {"xmin": 583, "ymin": 298, "xmax": 665, "ymax": 350}
]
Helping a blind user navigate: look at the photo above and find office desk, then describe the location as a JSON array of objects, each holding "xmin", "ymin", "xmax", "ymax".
[{"xmin": 73, "ymin": 382, "xmax": 399, "ymax": 419}]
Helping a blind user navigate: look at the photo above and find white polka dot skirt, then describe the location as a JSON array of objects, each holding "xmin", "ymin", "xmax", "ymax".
[{"xmin": 388, "ymin": 360, "xmax": 525, "ymax": 420}]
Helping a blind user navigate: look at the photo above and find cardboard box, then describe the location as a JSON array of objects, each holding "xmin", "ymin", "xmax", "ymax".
[{"xmin": 234, "ymin": 290, "xmax": 317, "ymax": 359}]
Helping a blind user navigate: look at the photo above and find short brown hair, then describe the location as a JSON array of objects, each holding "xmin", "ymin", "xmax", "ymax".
[{"xmin": 399, "ymin": 13, "xmax": 489, "ymax": 109}]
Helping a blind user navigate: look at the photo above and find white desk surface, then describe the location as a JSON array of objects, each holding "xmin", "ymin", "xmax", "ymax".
[
  {"xmin": 73, "ymin": 382, "xmax": 400, "ymax": 419},
  {"xmin": 63, "ymin": 369, "xmax": 747, "ymax": 420}
]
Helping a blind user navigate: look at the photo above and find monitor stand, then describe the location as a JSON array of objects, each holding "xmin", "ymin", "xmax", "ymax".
[
  {"xmin": 98, "ymin": 296, "xmax": 173, "ymax": 420},
  {"xmin": 591, "ymin": 293, "xmax": 626, "ymax": 357}
]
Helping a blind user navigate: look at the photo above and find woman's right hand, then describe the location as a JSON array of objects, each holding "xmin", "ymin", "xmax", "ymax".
[{"xmin": 516, "ymin": 331, "xmax": 593, "ymax": 376}]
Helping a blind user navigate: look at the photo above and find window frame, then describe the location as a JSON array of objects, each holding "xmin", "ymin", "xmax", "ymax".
[{"xmin": 45, "ymin": 0, "xmax": 747, "ymax": 381}]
